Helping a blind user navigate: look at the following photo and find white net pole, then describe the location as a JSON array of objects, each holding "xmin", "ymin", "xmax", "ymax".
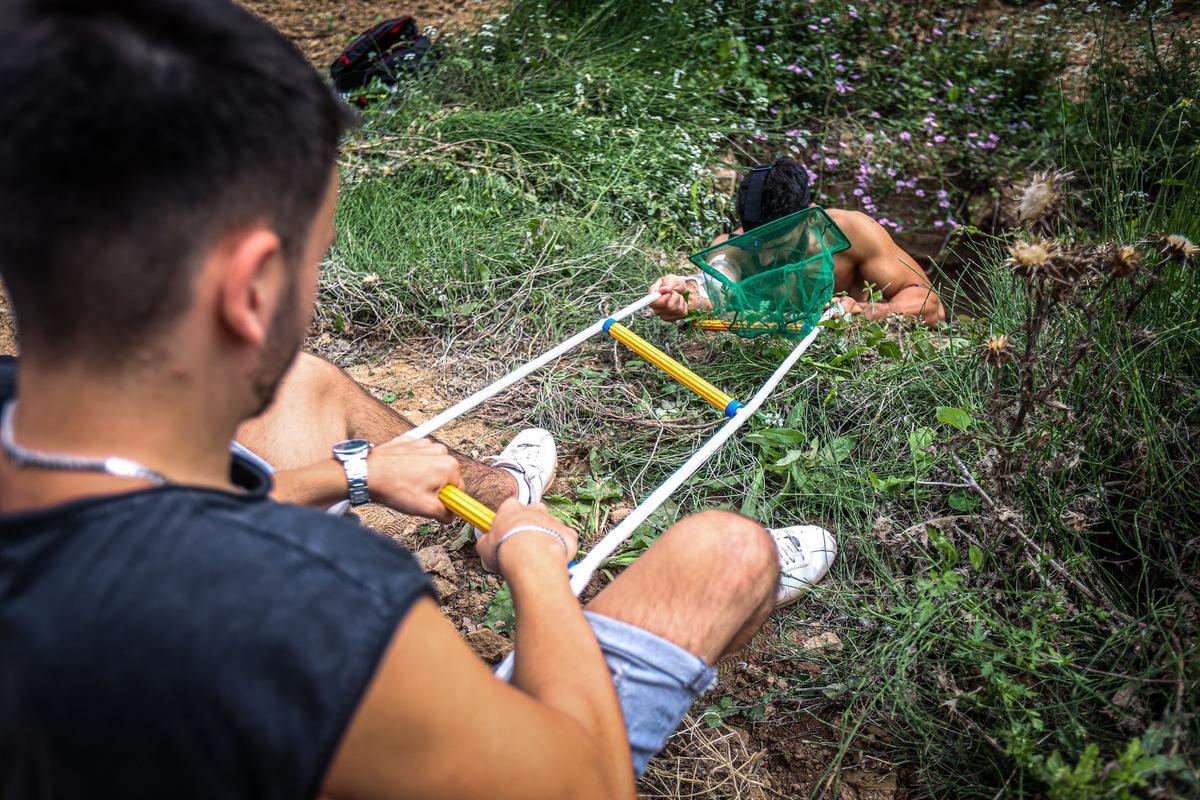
[
  {"xmin": 406, "ymin": 292, "xmax": 660, "ymax": 440},
  {"xmin": 494, "ymin": 314, "xmax": 828, "ymax": 681}
]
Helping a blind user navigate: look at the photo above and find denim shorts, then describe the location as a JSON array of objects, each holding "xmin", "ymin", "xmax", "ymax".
[{"xmin": 512, "ymin": 611, "xmax": 719, "ymax": 777}]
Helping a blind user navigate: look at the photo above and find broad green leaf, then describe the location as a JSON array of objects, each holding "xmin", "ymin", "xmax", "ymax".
[
  {"xmin": 830, "ymin": 345, "xmax": 869, "ymax": 365},
  {"xmin": 822, "ymin": 436, "xmax": 855, "ymax": 465},
  {"xmin": 868, "ymin": 470, "xmax": 911, "ymax": 494},
  {"xmin": 948, "ymin": 490, "xmax": 982, "ymax": 512},
  {"xmin": 773, "ymin": 449, "xmax": 807, "ymax": 468},
  {"xmin": 576, "ymin": 474, "xmax": 621, "ymax": 502},
  {"xmin": 969, "ymin": 544, "xmax": 984, "ymax": 571},
  {"xmin": 877, "ymin": 340, "xmax": 902, "ymax": 360},
  {"xmin": 485, "ymin": 584, "xmax": 515, "ymax": 632},
  {"xmin": 936, "ymin": 406, "xmax": 974, "ymax": 431},
  {"xmin": 927, "ymin": 527, "xmax": 958, "ymax": 568},
  {"xmin": 908, "ymin": 427, "xmax": 937, "ymax": 457}
]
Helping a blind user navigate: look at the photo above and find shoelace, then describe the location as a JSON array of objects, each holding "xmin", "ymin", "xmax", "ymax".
[
  {"xmin": 483, "ymin": 446, "xmax": 541, "ymax": 495},
  {"xmin": 776, "ymin": 534, "xmax": 810, "ymax": 568},
  {"xmin": 484, "ymin": 441, "xmax": 547, "ymax": 472}
]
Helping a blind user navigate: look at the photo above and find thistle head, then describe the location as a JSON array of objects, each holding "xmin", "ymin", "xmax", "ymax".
[
  {"xmin": 1102, "ymin": 244, "xmax": 1141, "ymax": 278},
  {"xmin": 1006, "ymin": 239, "xmax": 1059, "ymax": 278},
  {"xmin": 1004, "ymin": 169, "xmax": 1072, "ymax": 229},
  {"xmin": 982, "ymin": 334, "xmax": 1013, "ymax": 367},
  {"xmin": 1161, "ymin": 234, "xmax": 1197, "ymax": 265}
]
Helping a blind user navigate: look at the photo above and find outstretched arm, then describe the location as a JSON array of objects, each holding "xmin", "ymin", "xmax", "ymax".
[
  {"xmin": 322, "ymin": 501, "xmax": 635, "ymax": 800},
  {"xmin": 833, "ymin": 211, "xmax": 945, "ymax": 326},
  {"xmin": 647, "ymin": 228, "xmax": 744, "ymax": 321}
]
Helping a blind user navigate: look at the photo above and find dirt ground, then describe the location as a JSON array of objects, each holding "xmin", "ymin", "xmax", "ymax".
[{"xmin": 239, "ymin": 0, "xmax": 506, "ymax": 65}]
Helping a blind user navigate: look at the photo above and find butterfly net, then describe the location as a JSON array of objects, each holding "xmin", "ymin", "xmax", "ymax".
[{"xmin": 687, "ymin": 206, "xmax": 848, "ymax": 339}]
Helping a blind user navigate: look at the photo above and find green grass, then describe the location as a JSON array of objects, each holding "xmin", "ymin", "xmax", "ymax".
[{"xmin": 321, "ymin": 1, "xmax": 1199, "ymax": 796}]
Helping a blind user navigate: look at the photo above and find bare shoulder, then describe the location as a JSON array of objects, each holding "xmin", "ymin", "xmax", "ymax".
[{"xmin": 825, "ymin": 208, "xmax": 888, "ymax": 252}]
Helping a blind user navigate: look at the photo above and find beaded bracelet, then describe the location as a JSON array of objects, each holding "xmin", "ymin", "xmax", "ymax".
[{"xmin": 494, "ymin": 524, "xmax": 569, "ymax": 571}]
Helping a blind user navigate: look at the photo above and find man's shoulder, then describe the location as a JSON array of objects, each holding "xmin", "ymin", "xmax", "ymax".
[
  {"xmin": 825, "ymin": 207, "xmax": 873, "ymax": 231},
  {"xmin": 824, "ymin": 208, "xmax": 891, "ymax": 254}
]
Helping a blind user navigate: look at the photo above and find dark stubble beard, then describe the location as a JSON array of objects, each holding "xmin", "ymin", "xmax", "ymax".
[{"xmin": 249, "ymin": 278, "xmax": 305, "ymax": 418}]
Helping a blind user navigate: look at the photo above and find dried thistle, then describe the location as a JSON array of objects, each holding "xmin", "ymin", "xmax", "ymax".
[
  {"xmin": 1004, "ymin": 169, "xmax": 1072, "ymax": 229},
  {"xmin": 1006, "ymin": 239, "xmax": 1060, "ymax": 279},
  {"xmin": 982, "ymin": 334, "xmax": 1013, "ymax": 367},
  {"xmin": 1161, "ymin": 234, "xmax": 1197, "ymax": 264},
  {"xmin": 1100, "ymin": 244, "xmax": 1142, "ymax": 278}
]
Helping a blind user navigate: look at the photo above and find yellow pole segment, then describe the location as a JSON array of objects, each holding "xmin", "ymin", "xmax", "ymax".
[
  {"xmin": 439, "ymin": 485, "xmax": 496, "ymax": 533},
  {"xmin": 605, "ymin": 321, "xmax": 736, "ymax": 414},
  {"xmin": 693, "ymin": 319, "xmax": 806, "ymax": 332}
]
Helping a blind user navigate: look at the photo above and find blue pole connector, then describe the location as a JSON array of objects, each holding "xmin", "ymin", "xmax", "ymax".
[
  {"xmin": 724, "ymin": 399, "xmax": 743, "ymax": 418},
  {"xmin": 602, "ymin": 318, "xmax": 616, "ymax": 333}
]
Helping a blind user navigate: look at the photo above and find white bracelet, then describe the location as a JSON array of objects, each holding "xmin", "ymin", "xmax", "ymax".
[{"xmin": 495, "ymin": 524, "xmax": 569, "ymax": 570}]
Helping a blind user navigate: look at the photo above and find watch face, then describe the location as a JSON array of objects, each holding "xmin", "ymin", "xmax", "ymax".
[{"xmin": 332, "ymin": 439, "xmax": 372, "ymax": 458}]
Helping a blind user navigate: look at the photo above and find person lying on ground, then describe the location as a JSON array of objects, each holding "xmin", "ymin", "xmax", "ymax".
[
  {"xmin": 0, "ymin": 4, "xmax": 835, "ymax": 799},
  {"xmin": 649, "ymin": 156, "xmax": 946, "ymax": 327}
]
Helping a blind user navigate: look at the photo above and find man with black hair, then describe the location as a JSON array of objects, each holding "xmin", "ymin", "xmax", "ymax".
[
  {"xmin": 0, "ymin": 3, "xmax": 833, "ymax": 798},
  {"xmin": 650, "ymin": 156, "xmax": 945, "ymax": 327}
]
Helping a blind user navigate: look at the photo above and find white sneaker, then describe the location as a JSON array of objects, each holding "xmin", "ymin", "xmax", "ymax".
[
  {"xmin": 473, "ymin": 428, "xmax": 557, "ymax": 538},
  {"xmin": 772, "ymin": 525, "xmax": 837, "ymax": 608}
]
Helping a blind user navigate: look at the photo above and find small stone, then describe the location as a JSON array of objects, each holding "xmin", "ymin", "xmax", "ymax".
[
  {"xmin": 415, "ymin": 545, "xmax": 458, "ymax": 582},
  {"xmin": 430, "ymin": 576, "xmax": 458, "ymax": 599},
  {"xmin": 466, "ymin": 629, "xmax": 512, "ymax": 663},
  {"xmin": 792, "ymin": 630, "xmax": 843, "ymax": 653}
]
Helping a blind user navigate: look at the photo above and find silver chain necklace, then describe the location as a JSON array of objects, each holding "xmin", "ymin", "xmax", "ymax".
[{"xmin": 1, "ymin": 400, "xmax": 170, "ymax": 486}]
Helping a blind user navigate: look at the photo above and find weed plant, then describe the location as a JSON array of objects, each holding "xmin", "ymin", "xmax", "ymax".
[{"xmin": 322, "ymin": 1, "xmax": 1198, "ymax": 796}]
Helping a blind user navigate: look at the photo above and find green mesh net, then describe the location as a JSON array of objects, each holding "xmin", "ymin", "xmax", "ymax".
[{"xmin": 687, "ymin": 206, "xmax": 849, "ymax": 339}]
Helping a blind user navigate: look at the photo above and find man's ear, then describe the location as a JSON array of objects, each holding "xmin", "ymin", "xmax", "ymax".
[{"xmin": 217, "ymin": 228, "xmax": 285, "ymax": 348}]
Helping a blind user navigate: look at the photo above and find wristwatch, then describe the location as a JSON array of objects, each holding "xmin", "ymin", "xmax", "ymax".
[{"xmin": 332, "ymin": 439, "xmax": 373, "ymax": 506}]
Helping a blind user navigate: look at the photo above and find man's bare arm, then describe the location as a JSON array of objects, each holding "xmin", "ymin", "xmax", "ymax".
[
  {"xmin": 268, "ymin": 438, "xmax": 465, "ymax": 523},
  {"xmin": 648, "ymin": 228, "xmax": 745, "ymax": 321},
  {"xmin": 268, "ymin": 459, "xmax": 352, "ymax": 507},
  {"xmin": 833, "ymin": 211, "xmax": 945, "ymax": 326},
  {"xmin": 321, "ymin": 502, "xmax": 635, "ymax": 800}
]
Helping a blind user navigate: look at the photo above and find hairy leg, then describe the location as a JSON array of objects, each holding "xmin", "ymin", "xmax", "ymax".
[
  {"xmin": 236, "ymin": 353, "xmax": 518, "ymax": 508},
  {"xmin": 585, "ymin": 510, "xmax": 779, "ymax": 664}
]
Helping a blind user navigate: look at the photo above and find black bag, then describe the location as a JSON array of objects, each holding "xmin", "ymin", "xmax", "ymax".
[{"xmin": 329, "ymin": 16, "xmax": 439, "ymax": 94}]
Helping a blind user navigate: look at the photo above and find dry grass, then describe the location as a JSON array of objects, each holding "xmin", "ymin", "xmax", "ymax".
[{"xmin": 639, "ymin": 714, "xmax": 775, "ymax": 800}]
